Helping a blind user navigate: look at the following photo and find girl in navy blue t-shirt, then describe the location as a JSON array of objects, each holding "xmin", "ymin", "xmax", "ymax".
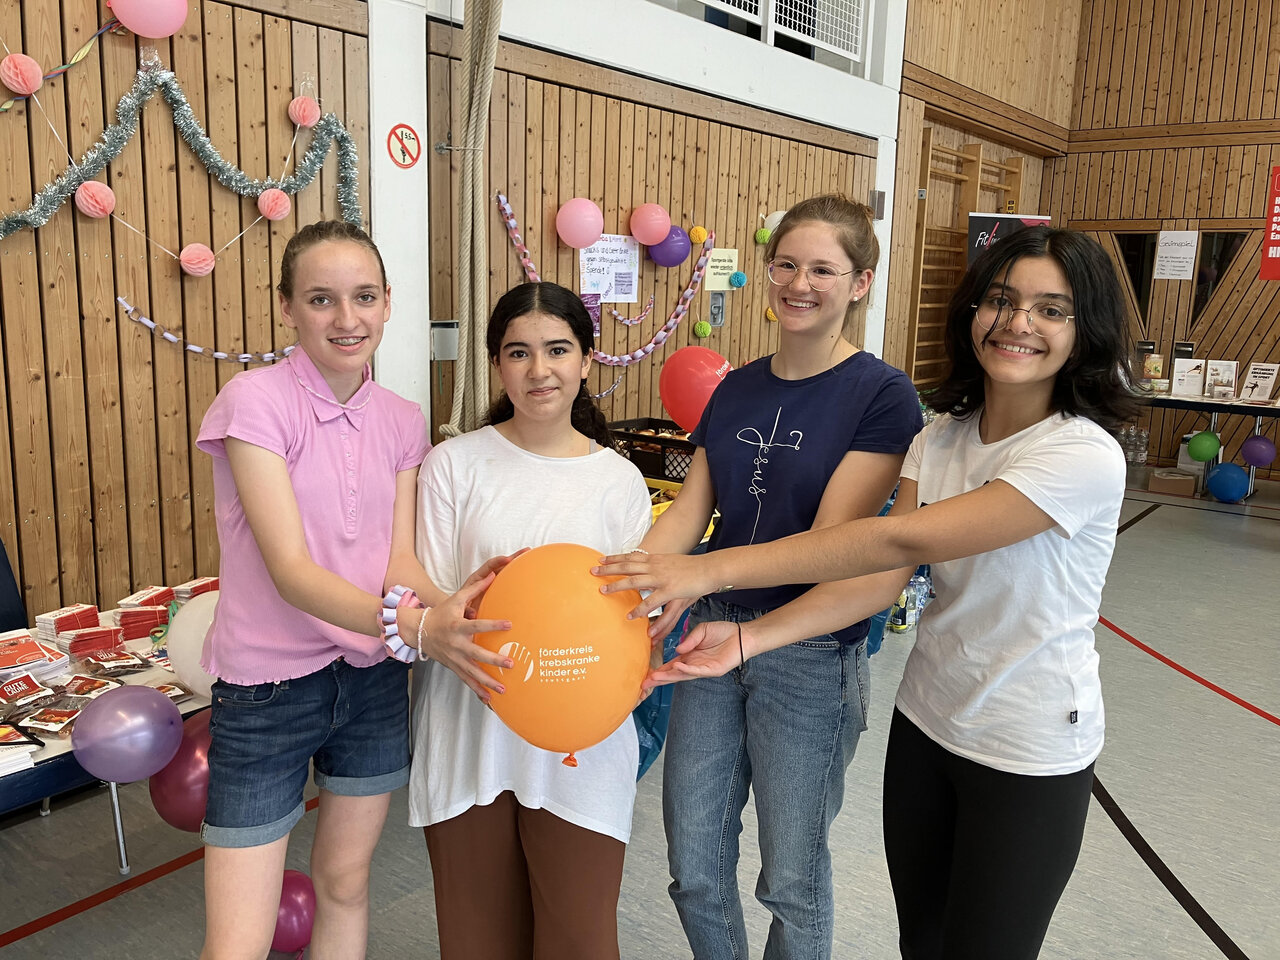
[{"xmin": 630, "ymin": 195, "xmax": 921, "ymax": 959}]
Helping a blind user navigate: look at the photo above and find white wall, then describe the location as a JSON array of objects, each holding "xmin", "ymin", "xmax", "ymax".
[{"xmin": 372, "ymin": 0, "xmax": 908, "ymax": 370}]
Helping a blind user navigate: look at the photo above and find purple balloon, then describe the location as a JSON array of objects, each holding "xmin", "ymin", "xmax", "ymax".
[
  {"xmin": 273, "ymin": 869, "xmax": 317, "ymax": 953},
  {"xmin": 149, "ymin": 710, "xmax": 212, "ymax": 832},
  {"xmin": 71, "ymin": 685, "xmax": 182, "ymax": 783},
  {"xmin": 649, "ymin": 225, "xmax": 691, "ymax": 268},
  {"xmin": 1240, "ymin": 434, "xmax": 1276, "ymax": 468}
]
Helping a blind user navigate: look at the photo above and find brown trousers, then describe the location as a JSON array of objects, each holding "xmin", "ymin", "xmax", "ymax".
[{"xmin": 423, "ymin": 791, "xmax": 626, "ymax": 960}]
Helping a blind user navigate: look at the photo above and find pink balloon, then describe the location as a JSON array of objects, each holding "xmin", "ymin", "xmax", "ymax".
[
  {"xmin": 179, "ymin": 243, "xmax": 216, "ymax": 277},
  {"xmin": 75, "ymin": 180, "xmax": 117, "ymax": 219},
  {"xmin": 630, "ymin": 203, "xmax": 671, "ymax": 246},
  {"xmin": 273, "ymin": 870, "xmax": 317, "ymax": 953},
  {"xmin": 659, "ymin": 346, "xmax": 732, "ymax": 432},
  {"xmin": 106, "ymin": 0, "xmax": 189, "ymax": 39},
  {"xmin": 288, "ymin": 95, "xmax": 321, "ymax": 127},
  {"xmin": 1, "ymin": 53, "xmax": 43, "ymax": 96},
  {"xmin": 257, "ymin": 188, "xmax": 292, "ymax": 222},
  {"xmin": 148, "ymin": 711, "xmax": 211, "ymax": 832},
  {"xmin": 555, "ymin": 198, "xmax": 604, "ymax": 249}
]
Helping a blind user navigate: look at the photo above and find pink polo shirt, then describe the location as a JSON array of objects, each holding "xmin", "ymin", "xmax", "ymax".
[{"xmin": 195, "ymin": 349, "xmax": 430, "ymax": 684}]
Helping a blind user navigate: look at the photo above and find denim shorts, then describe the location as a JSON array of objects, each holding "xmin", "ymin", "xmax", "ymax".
[{"xmin": 202, "ymin": 656, "xmax": 411, "ymax": 848}]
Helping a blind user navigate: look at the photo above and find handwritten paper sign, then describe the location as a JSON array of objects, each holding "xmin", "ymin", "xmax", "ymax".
[
  {"xmin": 1153, "ymin": 231, "xmax": 1198, "ymax": 281},
  {"xmin": 705, "ymin": 249, "xmax": 739, "ymax": 291},
  {"xmin": 579, "ymin": 234, "xmax": 639, "ymax": 303}
]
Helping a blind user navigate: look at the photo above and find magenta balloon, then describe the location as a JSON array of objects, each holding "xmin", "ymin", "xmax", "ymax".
[
  {"xmin": 148, "ymin": 711, "xmax": 212, "ymax": 832},
  {"xmin": 272, "ymin": 870, "xmax": 318, "ymax": 953},
  {"xmin": 649, "ymin": 225, "xmax": 691, "ymax": 268},
  {"xmin": 71, "ymin": 685, "xmax": 182, "ymax": 783},
  {"xmin": 1240, "ymin": 434, "xmax": 1276, "ymax": 468}
]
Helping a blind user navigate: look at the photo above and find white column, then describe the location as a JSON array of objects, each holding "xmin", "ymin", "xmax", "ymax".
[{"xmin": 368, "ymin": 0, "xmax": 431, "ymax": 418}]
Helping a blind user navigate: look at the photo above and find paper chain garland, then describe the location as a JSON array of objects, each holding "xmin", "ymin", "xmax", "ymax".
[
  {"xmin": 0, "ymin": 19, "xmax": 125, "ymax": 114},
  {"xmin": 495, "ymin": 192, "xmax": 713, "ymax": 367},
  {"xmin": 117, "ymin": 295, "xmax": 294, "ymax": 364},
  {"xmin": 0, "ymin": 67, "xmax": 361, "ymax": 241}
]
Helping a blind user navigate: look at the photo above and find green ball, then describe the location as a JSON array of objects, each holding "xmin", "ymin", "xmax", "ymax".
[
  {"xmin": 692, "ymin": 320, "xmax": 712, "ymax": 339},
  {"xmin": 754, "ymin": 227, "xmax": 771, "ymax": 245},
  {"xmin": 1186, "ymin": 430, "xmax": 1221, "ymax": 462}
]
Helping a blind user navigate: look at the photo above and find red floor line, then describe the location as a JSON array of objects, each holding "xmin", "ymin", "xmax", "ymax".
[
  {"xmin": 0, "ymin": 795, "xmax": 322, "ymax": 946},
  {"xmin": 1099, "ymin": 615, "xmax": 1280, "ymax": 728}
]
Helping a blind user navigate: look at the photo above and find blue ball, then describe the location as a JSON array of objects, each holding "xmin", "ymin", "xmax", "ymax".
[{"xmin": 1206, "ymin": 462, "xmax": 1249, "ymax": 503}]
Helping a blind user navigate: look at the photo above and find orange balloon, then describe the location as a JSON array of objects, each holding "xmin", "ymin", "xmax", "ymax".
[{"xmin": 475, "ymin": 543, "xmax": 650, "ymax": 759}]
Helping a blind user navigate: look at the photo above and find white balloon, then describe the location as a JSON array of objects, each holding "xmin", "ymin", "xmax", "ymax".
[
  {"xmin": 763, "ymin": 209, "xmax": 787, "ymax": 233},
  {"xmin": 166, "ymin": 591, "xmax": 219, "ymax": 699}
]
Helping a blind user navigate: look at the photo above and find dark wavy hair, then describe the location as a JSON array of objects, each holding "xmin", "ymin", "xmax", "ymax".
[
  {"xmin": 484, "ymin": 282, "xmax": 614, "ymax": 450},
  {"xmin": 927, "ymin": 227, "xmax": 1141, "ymax": 434}
]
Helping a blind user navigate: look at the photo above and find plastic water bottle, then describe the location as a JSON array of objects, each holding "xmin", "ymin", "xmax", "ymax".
[{"xmin": 886, "ymin": 588, "xmax": 912, "ymax": 633}]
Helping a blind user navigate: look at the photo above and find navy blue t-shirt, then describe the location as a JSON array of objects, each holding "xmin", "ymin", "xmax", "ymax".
[{"xmin": 691, "ymin": 351, "xmax": 922, "ymax": 640}]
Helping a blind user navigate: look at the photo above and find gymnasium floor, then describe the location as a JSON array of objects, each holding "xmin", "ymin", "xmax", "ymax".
[{"xmin": 1, "ymin": 484, "xmax": 1277, "ymax": 959}]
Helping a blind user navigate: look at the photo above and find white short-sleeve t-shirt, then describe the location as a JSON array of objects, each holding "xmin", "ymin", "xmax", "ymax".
[
  {"xmin": 409, "ymin": 426, "xmax": 652, "ymax": 841},
  {"xmin": 896, "ymin": 412, "xmax": 1125, "ymax": 775}
]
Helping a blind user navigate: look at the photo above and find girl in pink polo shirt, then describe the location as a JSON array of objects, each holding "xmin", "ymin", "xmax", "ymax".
[{"xmin": 195, "ymin": 220, "xmax": 513, "ymax": 960}]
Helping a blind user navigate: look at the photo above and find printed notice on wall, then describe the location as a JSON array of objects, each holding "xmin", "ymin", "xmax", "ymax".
[
  {"xmin": 1153, "ymin": 231, "xmax": 1198, "ymax": 281},
  {"xmin": 580, "ymin": 234, "xmax": 639, "ymax": 303},
  {"xmin": 705, "ymin": 249, "xmax": 739, "ymax": 291}
]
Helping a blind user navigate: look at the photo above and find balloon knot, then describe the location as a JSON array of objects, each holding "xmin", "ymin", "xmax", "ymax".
[{"xmin": 562, "ymin": 753, "xmax": 579, "ymax": 768}]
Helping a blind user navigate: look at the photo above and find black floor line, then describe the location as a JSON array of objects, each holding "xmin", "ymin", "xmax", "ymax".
[{"xmin": 1117, "ymin": 502, "xmax": 1161, "ymax": 536}]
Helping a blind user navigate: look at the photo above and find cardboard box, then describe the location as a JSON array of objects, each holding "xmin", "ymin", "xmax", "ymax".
[{"xmin": 1148, "ymin": 469, "xmax": 1198, "ymax": 496}]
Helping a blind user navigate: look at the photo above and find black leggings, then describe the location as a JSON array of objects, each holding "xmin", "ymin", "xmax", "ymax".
[{"xmin": 882, "ymin": 709, "xmax": 1094, "ymax": 960}]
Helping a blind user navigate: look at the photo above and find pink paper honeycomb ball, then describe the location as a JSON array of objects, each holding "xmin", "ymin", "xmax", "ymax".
[
  {"xmin": 1, "ymin": 53, "xmax": 43, "ymax": 96},
  {"xmin": 74, "ymin": 181, "xmax": 117, "ymax": 219},
  {"xmin": 179, "ymin": 243, "xmax": 216, "ymax": 277}
]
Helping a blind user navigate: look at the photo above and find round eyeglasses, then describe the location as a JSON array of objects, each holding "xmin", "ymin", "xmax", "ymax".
[
  {"xmin": 767, "ymin": 259, "xmax": 854, "ymax": 293},
  {"xmin": 972, "ymin": 296, "xmax": 1074, "ymax": 339}
]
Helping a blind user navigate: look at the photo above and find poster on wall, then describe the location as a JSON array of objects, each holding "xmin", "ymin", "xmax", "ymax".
[
  {"xmin": 1261, "ymin": 166, "xmax": 1280, "ymax": 281},
  {"xmin": 967, "ymin": 212, "xmax": 1051, "ymax": 263},
  {"xmin": 579, "ymin": 234, "xmax": 639, "ymax": 303},
  {"xmin": 1152, "ymin": 231, "xmax": 1198, "ymax": 280}
]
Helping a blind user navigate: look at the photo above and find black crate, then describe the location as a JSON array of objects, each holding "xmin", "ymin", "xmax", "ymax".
[{"xmin": 610, "ymin": 418, "xmax": 695, "ymax": 481}]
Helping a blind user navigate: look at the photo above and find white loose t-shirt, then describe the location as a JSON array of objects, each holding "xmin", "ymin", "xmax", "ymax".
[
  {"xmin": 408, "ymin": 426, "xmax": 652, "ymax": 841},
  {"xmin": 896, "ymin": 412, "xmax": 1125, "ymax": 775}
]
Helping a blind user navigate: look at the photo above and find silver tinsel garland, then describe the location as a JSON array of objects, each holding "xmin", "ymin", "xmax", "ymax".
[{"xmin": 0, "ymin": 69, "xmax": 361, "ymax": 240}]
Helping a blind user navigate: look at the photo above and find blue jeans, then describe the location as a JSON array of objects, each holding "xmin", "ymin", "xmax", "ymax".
[
  {"xmin": 203, "ymin": 656, "xmax": 410, "ymax": 848},
  {"xmin": 663, "ymin": 596, "xmax": 869, "ymax": 960}
]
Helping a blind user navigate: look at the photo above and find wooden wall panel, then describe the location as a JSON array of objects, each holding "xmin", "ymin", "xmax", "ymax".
[
  {"xmin": 0, "ymin": 0, "xmax": 369, "ymax": 618},
  {"xmin": 1041, "ymin": 0, "xmax": 1280, "ymax": 480},
  {"xmin": 1075, "ymin": 0, "xmax": 1280, "ymax": 131},
  {"xmin": 904, "ymin": 0, "xmax": 1083, "ymax": 130},
  {"xmin": 424, "ymin": 29, "xmax": 878, "ymax": 440}
]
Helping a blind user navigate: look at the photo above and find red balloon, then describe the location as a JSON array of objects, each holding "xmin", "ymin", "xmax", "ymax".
[
  {"xmin": 148, "ymin": 710, "xmax": 212, "ymax": 832},
  {"xmin": 658, "ymin": 346, "xmax": 731, "ymax": 432},
  {"xmin": 273, "ymin": 870, "xmax": 317, "ymax": 953}
]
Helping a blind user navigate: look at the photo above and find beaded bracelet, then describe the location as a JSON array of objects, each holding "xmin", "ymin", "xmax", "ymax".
[{"xmin": 379, "ymin": 585, "xmax": 425, "ymax": 663}]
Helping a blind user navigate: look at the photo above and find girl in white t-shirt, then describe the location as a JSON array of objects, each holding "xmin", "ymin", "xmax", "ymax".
[
  {"xmin": 598, "ymin": 227, "xmax": 1142, "ymax": 959},
  {"xmin": 409, "ymin": 282, "xmax": 651, "ymax": 960}
]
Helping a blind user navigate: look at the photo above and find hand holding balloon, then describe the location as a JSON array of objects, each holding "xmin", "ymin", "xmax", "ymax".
[
  {"xmin": 459, "ymin": 550, "xmax": 530, "ymax": 617},
  {"xmin": 593, "ymin": 550, "xmax": 722, "ymax": 624},
  {"xmin": 417, "ymin": 576, "xmax": 513, "ymax": 702}
]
